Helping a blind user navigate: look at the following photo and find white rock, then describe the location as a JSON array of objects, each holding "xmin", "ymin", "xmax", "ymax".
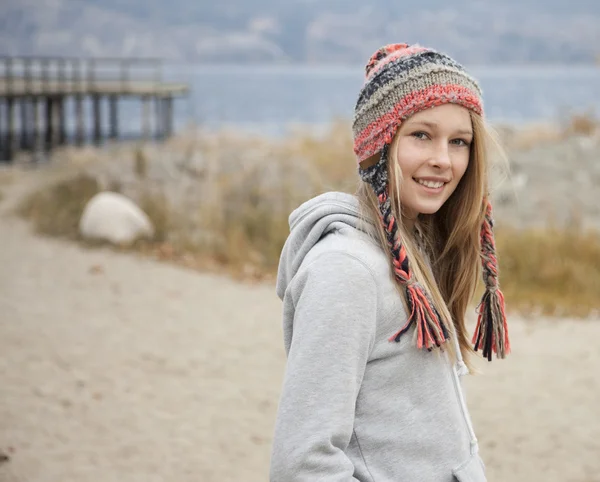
[{"xmin": 79, "ymin": 191, "xmax": 154, "ymax": 246}]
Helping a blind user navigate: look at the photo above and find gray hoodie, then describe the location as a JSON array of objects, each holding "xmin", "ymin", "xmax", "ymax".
[{"xmin": 271, "ymin": 192, "xmax": 487, "ymax": 482}]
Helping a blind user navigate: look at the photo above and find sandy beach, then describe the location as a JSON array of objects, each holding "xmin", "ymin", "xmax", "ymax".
[{"xmin": 1, "ymin": 169, "xmax": 600, "ymax": 482}]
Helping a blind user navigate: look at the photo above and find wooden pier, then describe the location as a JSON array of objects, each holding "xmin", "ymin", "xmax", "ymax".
[{"xmin": 0, "ymin": 56, "xmax": 189, "ymax": 163}]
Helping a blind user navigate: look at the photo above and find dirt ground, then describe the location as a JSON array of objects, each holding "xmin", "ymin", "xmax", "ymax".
[{"xmin": 0, "ymin": 168, "xmax": 599, "ymax": 482}]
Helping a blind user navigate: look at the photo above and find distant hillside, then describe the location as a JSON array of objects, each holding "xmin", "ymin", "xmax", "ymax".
[{"xmin": 2, "ymin": 0, "xmax": 600, "ymax": 64}]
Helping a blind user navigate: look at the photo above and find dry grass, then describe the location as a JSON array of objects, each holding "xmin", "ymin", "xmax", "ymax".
[
  {"xmin": 13, "ymin": 119, "xmax": 600, "ymax": 316},
  {"xmin": 281, "ymin": 119, "xmax": 357, "ymax": 192},
  {"xmin": 507, "ymin": 123, "xmax": 564, "ymax": 150},
  {"xmin": 138, "ymin": 189, "xmax": 171, "ymax": 243},
  {"xmin": 198, "ymin": 173, "xmax": 296, "ymax": 270},
  {"xmin": 497, "ymin": 111, "xmax": 599, "ymax": 151},
  {"xmin": 16, "ymin": 173, "xmax": 101, "ymax": 239},
  {"xmin": 187, "ymin": 119, "xmax": 357, "ymax": 273},
  {"xmin": 134, "ymin": 146, "xmax": 148, "ymax": 179},
  {"xmin": 564, "ymin": 110, "xmax": 599, "ymax": 137},
  {"xmin": 0, "ymin": 170, "xmax": 15, "ymax": 203},
  {"xmin": 497, "ymin": 225, "xmax": 600, "ymax": 317}
]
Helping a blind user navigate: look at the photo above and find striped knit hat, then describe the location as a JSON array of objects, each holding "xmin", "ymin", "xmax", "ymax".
[{"xmin": 353, "ymin": 43, "xmax": 509, "ymax": 361}]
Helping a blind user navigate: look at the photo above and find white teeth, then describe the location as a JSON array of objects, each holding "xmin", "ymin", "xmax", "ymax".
[{"xmin": 417, "ymin": 179, "xmax": 444, "ymax": 189}]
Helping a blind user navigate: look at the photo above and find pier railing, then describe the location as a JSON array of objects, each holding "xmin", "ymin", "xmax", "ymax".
[{"xmin": 0, "ymin": 56, "xmax": 188, "ymax": 97}]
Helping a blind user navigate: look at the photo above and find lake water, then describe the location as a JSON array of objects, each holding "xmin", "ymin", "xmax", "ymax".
[
  {"xmin": 62, "ymin": 64, "xmax": 600, "ymax": 139},
  {"xmin": 168, "ymin": 64, "xmax": 600, "ymax": 136}
]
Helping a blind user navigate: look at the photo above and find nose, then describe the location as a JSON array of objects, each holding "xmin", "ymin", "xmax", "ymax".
[{"xmin": 430, "ymin": 143, "xmax": 452, "ymax": 169}]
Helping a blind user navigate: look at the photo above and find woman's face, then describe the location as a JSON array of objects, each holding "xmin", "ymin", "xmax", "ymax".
[{"xmin": 393, "ymin": 103, "xmax": 473, "ymax": 224}]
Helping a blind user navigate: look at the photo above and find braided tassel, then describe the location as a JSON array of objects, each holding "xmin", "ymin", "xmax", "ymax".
[
  {"xmin": 472, "ymin": 200, "xmax": 510, "ymax": 361},
  {"xmin": 359, "ymin": 145, "xmax": 450, "ymax": 350}
]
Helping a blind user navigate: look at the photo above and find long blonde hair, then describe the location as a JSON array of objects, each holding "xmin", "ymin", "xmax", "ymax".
[{"xmin": 356, "ymin": 112, "xmax": 504, "ymax": 368}]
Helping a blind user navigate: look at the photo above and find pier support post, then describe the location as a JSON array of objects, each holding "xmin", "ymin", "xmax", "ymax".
[
  {"xmin": 142, "ymin": 95, "xmax": 151, "ymax": 140},
  {"xmin": 58, "ymin": 97, "xmax": 66, "ymax": 145},
  {"xmin": 0, "ymin": 101, "xmax": 5, "ymax": 162},
  {"xmin": 44, "ymin": 98, "xmax": 53, "ymax": 151},
  {"xmin": 75, "ymin": 95, "xmax": 85, "ymax": 146},
  {"xmin": 7, "ymin": 98, "xmax": 16, "ymax": 162},
  {"xmin": 51, "ymin": 98, "xmax": 60, "ymax": 148},
  {"xmin": 20, "ymin": 98, "xmax": 29, "ymax": 149},
  {"xmin": 109, "ymin": 95, "xmax": 118, "ymax": 140},
  {"xmin": 154, "ymin": 96, "xmax": 163, "ymax": 140},
  {"xmin": 92, "ymin": 94, "xmax": 102, "ymax": 145},
  {"xmin": 33, "ymin": 98, "xmax": 42, "ymax": 155},
  {"xmin": 163, "ymin": 97, "xmax": 173, "ymax": 138}
]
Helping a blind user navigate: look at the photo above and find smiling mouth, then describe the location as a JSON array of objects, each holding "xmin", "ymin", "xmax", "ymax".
[{"xmin": 413, "ymin": 178, "xmax": 447, "ymax": 189}]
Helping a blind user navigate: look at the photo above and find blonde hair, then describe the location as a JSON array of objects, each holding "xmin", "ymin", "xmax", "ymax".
[{"xmin": 356, "ymin": 112, "xmax": 506, "ymax": 369}]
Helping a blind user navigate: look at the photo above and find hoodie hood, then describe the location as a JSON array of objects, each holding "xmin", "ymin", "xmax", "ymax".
[{"xmin": 276, "ymin": 191, "xmax": 377, "ymax": 300}]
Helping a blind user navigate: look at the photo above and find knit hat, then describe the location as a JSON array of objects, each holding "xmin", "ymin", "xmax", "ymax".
[{"xmin": 353, "ymin": 43, "xmax": 509, "ymax": 361}]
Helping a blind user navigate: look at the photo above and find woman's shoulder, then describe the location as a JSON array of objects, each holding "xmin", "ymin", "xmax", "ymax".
[
  {"xmin": 301, "ymin": 226, "xmax": 391, "ymax": 283},
  {"xmin": 289, "ymin": 223, "xmax": 408, "ymax": 347}
]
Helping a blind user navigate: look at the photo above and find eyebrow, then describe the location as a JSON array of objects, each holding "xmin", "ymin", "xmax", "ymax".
[{"xmin": 409, "ymin": 120, "xmax": 473, "ymax": 137}]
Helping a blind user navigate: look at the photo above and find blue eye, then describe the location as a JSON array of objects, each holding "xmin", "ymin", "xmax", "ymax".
[
  {"xmin": 412, "ymin": 131, "xmax": 429, "ymax": 140},
  {"xmin": 451, "ymin": 138, "xmax": 470, "ymax": 147}
]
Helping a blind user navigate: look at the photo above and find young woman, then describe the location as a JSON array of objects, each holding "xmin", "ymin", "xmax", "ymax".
[{"xmin": 271, "ymin": 43, "xmax": 510, "ymax": 482}]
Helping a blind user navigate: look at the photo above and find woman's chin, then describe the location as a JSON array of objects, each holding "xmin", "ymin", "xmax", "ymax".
[{"xmin": 409, "ymin": 200, "xmax": 446, "ymax": 216}]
